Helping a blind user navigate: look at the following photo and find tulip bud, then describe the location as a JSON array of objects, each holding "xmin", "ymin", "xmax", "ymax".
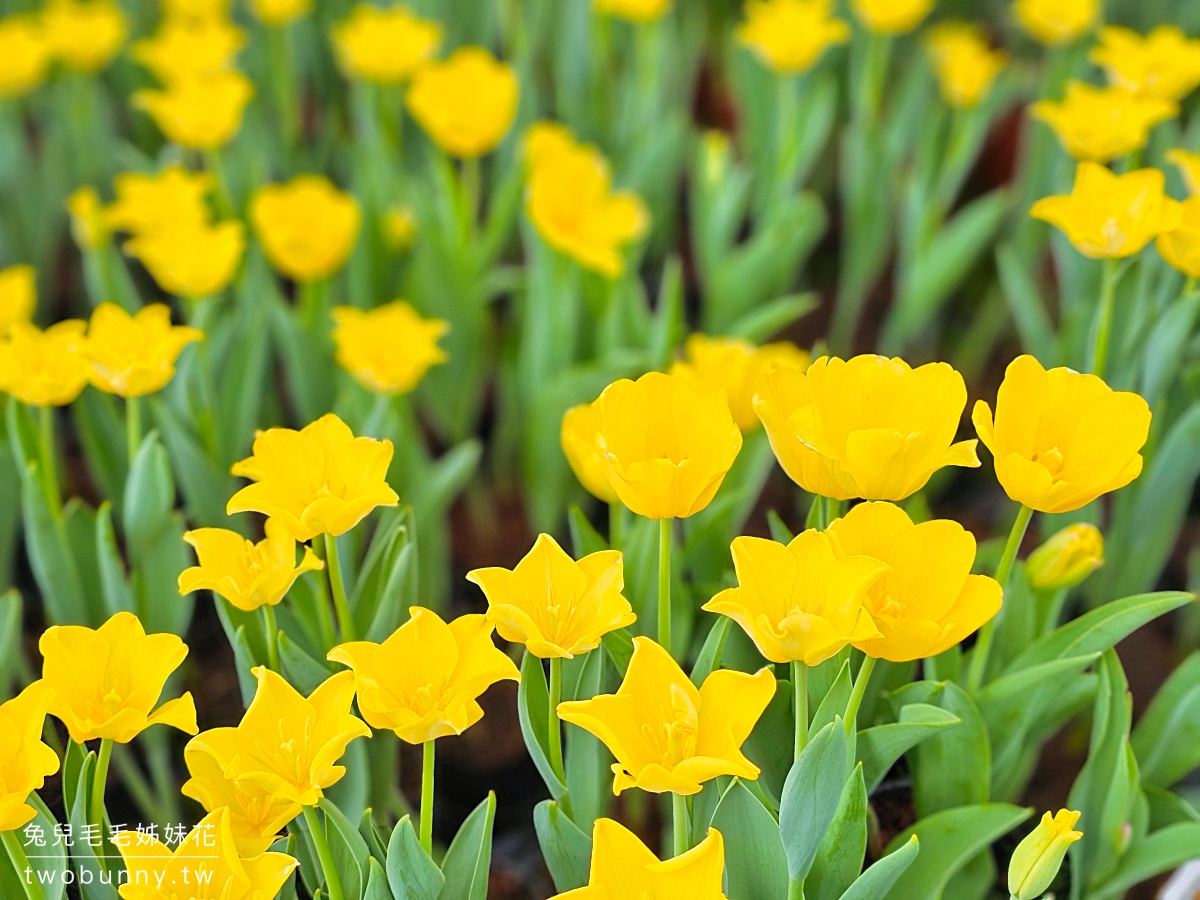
[
  {"xmin": 1008, "ymin": 809, "xmax": 1082, "ymax": 900},
  {"xmin": 1027, "ymin": 523, "xmax": 1104, "ymax": 591},
  {"xmin": 700, "ymin": 130, "xmax": 731, "ymax": 188}
]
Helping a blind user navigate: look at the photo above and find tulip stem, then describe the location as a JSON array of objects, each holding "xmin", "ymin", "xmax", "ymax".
[
  {"xmin": 793, "ymin": 661, "xmax": 808, "ymax": 758},
  {"xmin": 548, "ymin": 656, "xmax": 567, "ymax": 784},
  {"xmin": 302, "ymin": 806, "xmax": 345, "ymax": 900},
  {"xmin": 3, "ymin": 830, "xmax": 43, "ymax": 900},
  {"xmin": 966, "ymin": 504, "xmax": 1034, "ymax": 694},
  {"xmin": 90, "ymin": 738, "xmax": 113, "ymax": 846},
  {"xmin": 36, "ymin": 405, "xmax": 62, "ymax": 513},
  {"xmin": 1090, "ymin": 258, "xmax": 1120, "ymax": 381},
  {"xmin": 658, "ymin": 518, "xmax": 671, "ymax": 656},
  {"xmin": 420, "ymin": 740, "xmax": 435, "ymax": 855},
  {"xmin": 609, "ymin": 502, "xmax": 624, "ymax": 551},
  {"xmin": 843, "ymin": 656, "xmax": 876, "ymax": 735},
  {"xmin": 789, "ymin": 876, "xmax": 806, "ymax": 900},
  {"xmin": 672, "ymin": 792, "xmax": 688, "ymax": 858},
  {"xmin": 324, "ymin": 534, "xmax": 357, "ymax": 642},
  {"xmin": 261, "ymin": 603, "xmax": 280, "ymax": 671},
  {"xmin": 126, "ymin": 396, "xmax": 141, "ymax": 468}
]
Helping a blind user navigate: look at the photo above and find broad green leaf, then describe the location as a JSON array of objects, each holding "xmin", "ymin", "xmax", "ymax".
[
  {"xmin": 386, "ymin": 816, "xmax": 443, "ymax": 900},
  {"xmin": 320, "ymin": 799, "xmax": 370, "ymax": 900},
  {"xmin": 600, "ymin": 628, "xmax": 633, "ymax": 678},
  {"xmin": 779, "ymin": 720, "xmax": 849, "ymax": 882},
  {"xmin": 858, "ymin": 704, "xmax": 960, "ymax": 794},
  {"xmin": 567, "ymin": 506, "xmax": 608, "ymax": 558},
  {"xmin": 689, "ymin": 617, "xmax": 731, "ymax": 688},
  {"xmin": 711, "ymin": 779, "xmax": 788, "ymax": 900},
  {"xmin": 122, "ymin": 431, "xmax": 174, "ymax": 560},
  {"xmin": 533, "ymin": 800, "xmax": 591, "ymax": 893},
  {"xmin": 810, "ymin": 661, "xmax": 851, "ymax": 736},
  {"xmin": 364, "ymin": 857, "xmax": 395, "ymax": 900},
  {"xmin": 1088, "ymin": 823, "xmax": 1200, "ymax": 900},
  {"xmin": 743, "ymin": 676, "xmax": 794, "ymax": 810},
  {"xmin": 839, "ymin": 836, "xmax": 919, "ymax": 900},
  {"xmin": 517, "ymin": 651, "xmax": 567, "ymax": 801},
  {"xmin": 437, "ymin": 792, "xmax": 496, "ymax": 900},
  {"xmin": 1132, "ymin": 652, "xmax": 1200, "ymax": 788},
  {"xmin": 94, "ymin": 503, "xmax": 135, "ymax": 618},
  {"xmin": 807, "ymin": 764, "xmax": 868, "ymax": 900}
]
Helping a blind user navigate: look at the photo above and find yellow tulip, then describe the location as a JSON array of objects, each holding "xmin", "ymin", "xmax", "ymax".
[
  {"xmin": 1031, "ymin": 81, "xmax": 1177, "ymax": 163},
  {"xmin": 1013, "ymin": 0, "xmax": 1098, "ymax": 46},
  {"xmin": 328, "ymin": 607, "xmax": 521, "ymax": 745},
  {"xmin": 406, "ymin": 47, "xmax": 519, "ymax": 159},
  {"xmin": 131, "ymin": 16, "xmax": 246, "ymax": 84},
  {"xmin": 467, "ymin": 533, "xmax": 635, "ymax": 659},
  {"xmin": 754, "ymin": 354, "xmax": 979, "ymax": 502},
  {"xmin": 250, "ymin": 0, "xmax": 310, "ymax": 26},
  {"xmin": 66, "ymin": 186, "xmax": 109, "ymax": 250},
  {"xmin": 332, "ymin": 4, "xmax": 441, "ymax": 84},
  {"xmin": 671, "ymin": 334, "xmax": 810, "ymax": 432},
  {"xmin": 331, "ymin": 301, "xmax": 448, "ymax": 395},
  {"xmin": 593, "ymin": 0, "xmax": 671, "ymax": 23},
  {"xmin": 736, "ymin": 0, "xmax": 849, "ymax": 75},
  {"xmin": 0, "ymin": 682, "xmax": 60, "ymax": 833},
  {"xmin": 594, "ymin": 372, "xmax": 743, "ymax": 520},
  {"xmin": 104, "ymin": 165, "xmax": 214, "ymax": 237},
  {"xmin": 926, "ymin": 23, "xmax": 1008, "ymax": 110},
  {"xmin": 250, "ymin": 175, "xmax": 362, "ymax": 282},
  {"xmin": 124, "ymin": 220, "xmax": 245, "ymax": 298},
  {"xmin": 0, "ymin": 264, "xmax": 35, "ymax": 335},
  {"xmin": 0, "ymin": 321, "xmax": 90, "ymax": 407},
  {"xmin": 973, "ymin": 354, "xmax": 1151, "ymax": 514},
  {"xmin": 703, "ymin": 531, "xmax": 887, "ymax": 665},
  {"xmin": 382, "ymin": 205, "xmax": 417, "ymax": 250},
  {"xmin": 161, "ymin": 0, "xmax": 230, "ymax": 23},
  {"xmin": 851, "ymin": 0, "xmax": 932, "ymax": 35},
  {"xmin": 525, "ymin": 125, "xmax": 648, "ymax": 278},
  {"xmin": 827, "ymin": 502, "xmax": 1003, "ymax": 662},
  {"xmin": 179, "ymin": 519, "xmax": 324, "ymax": 612},
  {"xmin": 1008, "ymin": 809, "xmax": 1082, "ymax": 900},
  {"xmin": 1026, "ymin": 523, "xmax": 1103, "ymax": 591},
  {"xmin": 553, "ymin": 818, "xmax": 728, "ymax": 900},
  {"xmin": 524, "ymin": 121, "xmax": 576, "ymax": 167},
  {"xmin": 1167, "ymin": 148, "xmax": 1200, "ymax": 196},
  {"xmin": 115, "ymin": 807, "xmax": 297, "ymax": 900},
  {"xmin": 1091, "ymin": 25, "xmax": 1200, "ymax": 103},
  {"xmin": 83, "ymin": 302, "xmax": 203, "ymax": 398},
  {"xmin": 0, "ymin": 15, "xmax": 50, "ymax": 98},
  {"xmin": 227, "ymin": 413, "xmax": 399, "ymax": 541},
  {"xmin": 42, "ymin": 0, "xmax": 125, "ymax": 73},
  {"xmin": 134, "ymin": 71, "xmax": 254, "ymax": 150},
  {"xmin": 37, "ymin": 611, "xmax": 197, "ymax": 744},
  {"xmin": 214, "ymin": 666, "xmax": 370, "ymax": 806},
  {"xmin": 1158, "ymin": 195, "xmax": 1200, "ymax": 278},
  {"xmin": 182, "ymin": 730, "xmax": 303, "ymax": 855},
  {"xmin": 561, "ymin": 400, "xmax": 620, "ymax": 505}
]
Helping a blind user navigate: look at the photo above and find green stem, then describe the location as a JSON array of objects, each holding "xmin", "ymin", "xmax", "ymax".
[
  {"xmin": 36, "ymin": 405, "xmax": 61, "ymax": 512},
  {"xmin": 461, "ymin": 157, "xmax": 481, "ymax": 235},
  {"xmin": 204, "ymin": 148, "xmax": 235, "ymax": 218},
  {"xmin": 672, "ymin": 791, "xmax": 688, "ymax": 858},
  {"xmin": 793, "ymin": 661, "xmax": 808, "ymax": 759},
  {"xmin": 420, "ymin": 740, "xmax": 435, "ymax": 854},
  {"xmin": 658, "ymin": 518, "xmax": 671, "ymax": 656},
  {"xmin": 1090, "ymin": 258, "xmax": 1120, "ymax": 381},
  {"xmin": 609, "ymin": 502, "xmax": 624, "ymax": 551},
  {"xmin": 2, "ymin": 829, "xmax": 44, "ymax": 900},
  {"xmin": 299, "ymin": 277, "xmax": 328, "ymax": 331},
  {"xmin": 548, "ymin": 657, "xmax": 566, "ymax": 780},
  {"xmin": 90, "ymin": 738, "xmax": 113, "ymax": 841},
  {"xmin": 966, "ymin": 504, "xmax": 1034, "ymax": 694},
  {"xmin": 843, "ymin": 656, "xmax": 877, "ymax": 734},
  {"xmin": 1185, "ymin": 276, "xmax": 1197, "ymax": 298},
  {"xmin": 789, "ymin": 876, "xmax": 806, "ymax": 900},
  {"xmin": 125, "ymin": 395, "xmax": 141, "ymax": 468},
  {"xmin": 302, "ymin": 805, "xmax": 345, "ymax": 900},
  {"xmin": 266, "ymin": 24, "xmax": 297, "ymax": 150},
  {"xmin": 324, "ymin": 533, "xmax": 356, "ymax": 642},
  {"xmin": 261, "ymin": 603, "xmax": 280, "ymax": 671}
]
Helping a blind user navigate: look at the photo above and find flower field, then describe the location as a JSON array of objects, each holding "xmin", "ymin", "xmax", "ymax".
[{"xmin": 0, "ymin": 0, "xmax": 1198, "ymax": 898}]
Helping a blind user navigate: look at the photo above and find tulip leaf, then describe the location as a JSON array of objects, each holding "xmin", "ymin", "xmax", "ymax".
[
  {"xmin": 1132, "ymin": 651, "xmax": 1200, "ymax": 788},
  {"xmin": 71, "ymin": 389, "xmax": 128, "ymax": 508},
  {"xmin": 355, "ymin": 507, "xmax": 417, "ymax": 642},
  {"xmin": 779, "ymin": 719, "xmax": 849, "ymax": 882},
  {"xmin": 726, "ymin": 292, "xmax": 819, "ymax": 344},
  {"xmin": 122, "ymin": 431, "xmax": 174, "ymax": 560},
  {"xmin": 564, "ymin": 648, "xmax": 609, "ymax": 829},
  {"xmin": 767, "ymin": 510, "xmax": 795, "ymax": 544},
  {"xmin": 1144, "ymin": 784, "xmax": 1200, "ymax": 831},
  {"xmin": 807, "ymin": 764, "xmax": 868, "ymax": 900},
  {"xmin": 839, "ymin": 835, "xmax": 919, "ymax": 900},
  {"xmin": 689, "ymin": 616, "xmax": 732, "ymax": 688},
  {"xmin": 67, "ymin": 753, "xmax": 119, "ymax": 900},
  {"xmin": 743, "ymin": 676, "xmax": 794, "ymax": 811},
  {"xmin": 16, "ymin": 457, "xmax": 88, "ymax": 625},
  {"xmin": 879, "ymin": 803, "xmax": 1030, "ymax": 900},
  {"xmin": 1088, "ymin": 823, "xmax": 1200, "ymax": 900},
  {"xmin": 600, "ymin": 628, "xmax": 633, "ymax": 679},
  {"xmin": 533, "ymin": 800, "xmax": 591, "ymax": 892},
  {"xmin": 996, "ymin": 243, "xmax": 1056, "ymax": 364},
  {"xmin": 359, "ymin": 809, "xmax": 389, "ymax": 864},
  {"xmin": 281, "ymin": 629, "xmax": 338, "ymax": 695},
  {"xmin": 810, "ymin": 660, "xmax": 852, "ymax": 736},
  {"xmin": 320, "ymin": 799, "xmax": 370, "ymax": 900},
  {"xmin": 567, "ymin": 505, "xmax": 608, "ymax": 558},
  {"xmin": 858, "ymin": 703, "xmax": 960, "ymax": 795},
  {"xmin": 711, "ymin": 778, "xmax": 788, "ymax": 900},
  {"xmin": 24, "ymin": 793, "xmax": 68, "ymax": 900},
  {"xmin": 150, "ymin": 397, "xmax": 232, "ymax": 528},
  {"xmin": 94, "ymin": 502, "xmax": 135, "ymax": 618},
  {"xmin": 364, "ymin": 857, "xmax": 395, "ymax": 900},
  {"xmin": 386, "ymin": 815, "xmax": 443, "ymax": 900},
  {"xmin": 0, "ymin": 590, "xmax": 21, "ymax": 700},
  {"xmin": 517, "ymin": 651, "xmax": 568, "ymax": 802},
  {"xmin": 129, "ymin": 511, "xmax": 193, "ymax": 637},
  {"xmin": 437, "ymin": 791, "xmax": 496, "ymax": 900}
]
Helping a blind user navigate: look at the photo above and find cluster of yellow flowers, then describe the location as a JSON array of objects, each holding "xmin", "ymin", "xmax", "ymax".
[{"xmin": 0, "ymin": 0, "xmax": 125, "ymax": 97}]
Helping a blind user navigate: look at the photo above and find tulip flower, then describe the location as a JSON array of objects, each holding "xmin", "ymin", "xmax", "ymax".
[
  {"xmin": 66, "ymin": 187, "xmax": 109, "ymax": 251},
  {"xmin": 1157, "ymin": 196, "xmax": 1200, "ymax": 279},
  {"xmin": 1013, "ymin": 0, "xmax": 1099, "ymax": 46},
  {"xmin": 83, "ymin": 302, "xmax": 203, "ymax": 398},
  {"xmin": 851, "ymin": 0, "xmax": 932, "ymax": 35},
  {"xmin": 331, "ymin": 301, "xmax": 448, "ymax": 395},
  {"xmin": 41, "ymin": 0, "xmax": 125, "ymax": 73},
  {"xmin": 736, "ymin": 0, "xmax": 851, "ymax": 75},
  {"xmin": 973, "ymin": 355, "xmax": 1151, "ymax": 514},
  {"xmin": 115, "ymin": 807, "xmax": 297, "ymax": 900},
  {"xmin": 593, "ymin": 0, "xmax": 671, "ymax": 23},
  {"xmin": 134, "ymin": 71, "xmax": 254, "ymax": 151},
  {"xmin": 0, "ymin": 682, "xmax": 61, "ymax": 833},
  {"xmin": 1031, "ymin": 81, "xmax": 1177, "ymax": 163},
  {"xmin": 1091, "ymin": 25, "xmax": 1200, "ymax": 102},
  {"xmin": 1007, "ymin": 809, "xmax": 1082, "ymax": 900},
  {"xmin": 552, "ymin": 819, "xmax": 728, "ymax": 899},
  {"xmin": 332, "ymin": 4, "xmax": 441, "ymax": 84},
  {"xmin": 561, "ymin": 400, "xmax": 620, "ymax": 505},
  {"xmin": 1026, "ymin": 523, "xmax": 1104, "ymax": 592},
  {"xmin": 670, "ymin": 334, "xmax": 810, "ymax": 432},
  {"xmin": 250, "ymin": 175, "xmax": 361, "ymax": 283},
  {"xmin": 755, "ymin": 355, "xmax": 979, "ymax": 502},
  {"xmin": 926, "ymin": 23, "xmax": 1008, "ymax": 110},
  {"xmin": 181, "ymin": 730, "xmax": 304, "ymax": 855},
  {"xmin": 0, "ymin": 320, "xmax": 90, "ymax": 407},
  {"xmin": 557, "ymin": 636, "xmax": 775, "ymax": 796},
  {"xmin": 162, "ymin": 0, "xmax": 230, "ymax": 20},
  {"xmin": 0, "ymin": 264, "xmax": 34, "ymax": 336},
  {"xmin": 382, "ymin": 205, "xmax": 417, "ymax": 250},
  {"xmin": 1167, "ymin": 148, "xmax": 1200, "ymax": 196},
  {"xmin": 0, "ymin": 16, "xmax": 50, "ymax": 98},
  {"xmin": 131, "ymin": 16, "xmax": 245, "ymax": 83},
  {"xmin": 104, "ymin": 166, "xmax": 214, "ymax": 236},
  {"xmin": 124, "ymin": 220, "xmax": 245, "ymax": 299},
  {"xmin": 1031, "ymin": 163, "xmax": 1183, "ymax": 260},
  {"xmin": 406, "ymin": 47, "xmax": 518, "ymax": 159},
  {"xmin": 250, "ymin": 0, "xmax": 310, "ymax": 25}
]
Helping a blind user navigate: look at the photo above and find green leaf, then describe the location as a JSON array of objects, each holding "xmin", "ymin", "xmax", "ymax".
[
  {"xmin": 689, "ymin": 617, "xmax": 731, "ymax": 688},
  {"xmin": 94, "ymin": 503, "xmax": 135, "ymax": 618},
  {"xmin": 568, "ymin": 506, "xmax": 608, "ymax": 558},
  {"xmin": 1088, "ymin": 823, "xmax": 1200, "ymax": 900},
  {"xmin": 364, "ymin": 857, "xmax": 396, "ymax": 900},
  {"xmin": 726, "ymin": 292, "xmax": 818, "ymax": 344},
  {"xmin": 743, "ymin": 676, "xmax": 794, "ymax": 810},
  {"xmin": 321, "ymin": 799, "xmax": 370, "ymax": 900},
  {"xmin": 779, "ymin": 720, "xmax": 849, "ymax": 882},
  {"xmin": 20, "ymin": 793, "xmax": 68, "ymax": 900},
  {"xmin": 71, "ymin": 389, "xmax": 127, "ymax": 506},
  {"xmin": 359, "ymin": 809, "xmax": 389, "ymax": 864},
  {"xmin": 711, "ymin": 779, "xmax": 788, "ymax": 900},
  {"xmin": 16, "ymin": 458, "xmax": 87, "ymax": 624},
  {"xmin": 67, "ymin": 752, "xmax": 119, "ymax": 900},
  {"xmin": 839, "ymin": 836, "xmax": 919, "ymax": 900},
  {"xmin": 437, "ymin": 792, "xmax": 496, "ymax": 900},
  {"xmin": 533, "ymin": 800, "xmax": 591, "ymax": 893},
  {"xmin": 386, "ymin": 816, "xmax": 443, "ymax": 900},
  {"xmin": 517, "ymin": 651, "xmax": 567, "ymax": 801},
  {"xmin": 858, "ymin": 704, "xmax": 960, "ymax": 794},
  {"xmin": 807, "ymin": 764, "xmax": 868, "ymax": 900},
  {"xmin": 122, "ymin": 431, "xmax": 174, "ymax": 560},
  {"xmin": 1132, "ymin": 652, "xmax": 1200, "ymax": 788},
  {"xmin": 151, "ymin": 397, "xmax": 231, "ymax": 528},
  {"xmin": 810, "ymin": 661, "xmax": 852, "ymax": 736},
  {"xmin": 0, "ymin": 590, "xmax": 22, "ymax": 699},
  {"xmin": 995, "ymin": 243, "xmax": 1056, "ymax": 364},
  {"xmin": 564, "ymin": 649, "xmax": 609, "ymax": 830},
  {"xmin": 600, "ymin": 628, "xmax": 633, "ymax": 678},
  {"xmin": 880, "ymin": 804, "xmax": 1030, "ymax": 900}
]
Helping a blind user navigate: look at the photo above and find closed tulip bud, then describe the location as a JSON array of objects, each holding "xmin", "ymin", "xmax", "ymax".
[
  {"xmin": 1027, "ymin": 523, "xmax": 1103, "ymax": 591},
  {"xmin": 0, "ymin": 264, "xmax": 35, "ymax": 335},
  {"xmin": 250, "ymin": 175, "xmax": 361, "ymax": 282},
  {"xmin": 1091, "ymin": 26, "xmax": 1200, "ymax": 103},
  {"xmin": 1031, "ymin": 82, "xmax": 1177, "ymax": 164},
  {"xmin": 1014, "ymin": 0, "xmax": 1099, "ymax": 47},
  {"xmin": 331, "ymin": 301, "xmax": 448, "ymax": 395},
  {"xmin": 974, "ymin": 355, "xmax": 1151, "ymax": 513},
  {"xmin": 561, "ymin": 400, "xmax": 620, "ymax": 505},
  {"xmin": 557, "ymin": 636, "xmax": 774, "ymax": 795},
  {"xmin": 332, "ymin": 4, "xmax": 441, "ymax": 84},
  {"xmin": 66, "ymin": 187, "xmax": 109, "ymax": 250},
  {"xmin": 406, "ymin": 47, "xmax": 518, "ymax": 159},
  {"xmin": 1157, "ymin": 196, "xmax": 1200, "ymax": 279},
  {"xmin": 83, "ymin": 302, "xmax": 203, "ymax": 398},
  {"xmin": 1031, "ymin": 163, "xmax": 1182, "ymax": 259},
  {"xmin": 0, "ymin": 321, "xmax": 90, "ymax": 407},
  {"xmin": 0, "ymin": 682, "xmax": 60, "ymax": 833},
  {"xmin": 851, "ymin": 0, "xmax": 932, "ymax": 35},
  {"xmin": 593, "ymin": 0, "xmax": 671, "ymax": 23},
  {"xmin": 37, "ymin": 611, "xmax": 198, "ymax": 744},
  {"xmin": 468, "ymin": 533, "xmax": 636, "ymax": 659},
  {"xmin": 42, "ymin": 0, "xmax": 125, "ymax": 73},
  {"xmin": 926, "ymin": 23, "xmax": 1008, "ymax": 110},
  {"xmin": 134, "ymin": 71, "xmax": 254, "ymax": 151},
  {"xmin": 124, "ymin": 220, "xmax": 245, "ymax": 299},
  {"xmin": 131, "ymin": 16, "xmax": 245, "ymax": 83},
  {"xmin": 1167, "ymin": 148, "xmax": 1200, "ymax": 197},
  {"xmin": 737, "ymin": 0, "xmax": 851, "ymax": 76},
  {"xmin": 328, "ymin": 607, "xmax": 520, "ymax": 745},
  {"xmin": 104, "ymin": 165, "xmax": 214, "ymax": 237},
  {"xmin": 0, "ymin": 15, "xmax": 50, "ymax": 98},
  {"xmin": 552, "ymin": 819, "xmax": 729, "ymax": 899},
  {"xmin": 1008, "ymin": 809, "xmax": 1082, "ymax": 900}
]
